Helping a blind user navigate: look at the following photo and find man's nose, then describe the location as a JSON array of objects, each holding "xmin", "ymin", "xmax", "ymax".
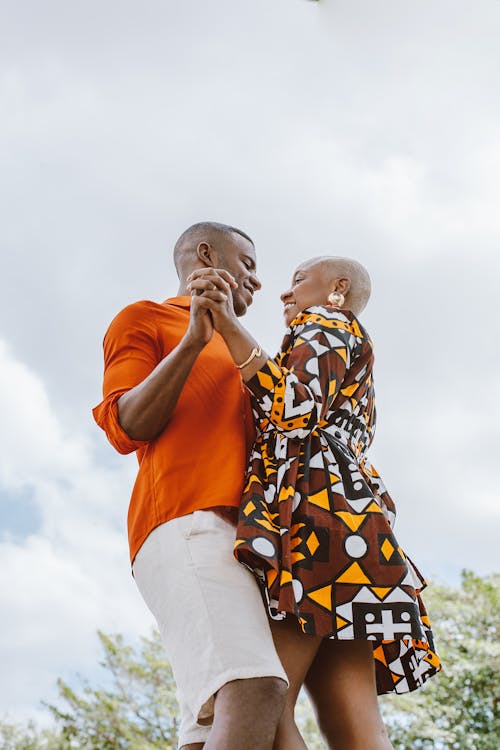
[
  {"xmin": 280, "ymin": 288, "xmax": 292, "ymax": 303},
  {"xmin": 249, "ymin": 272, "xmax": 262, "ymax": 291}
]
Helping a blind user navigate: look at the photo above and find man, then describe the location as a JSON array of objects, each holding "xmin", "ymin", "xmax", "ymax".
[{"xmin": 93, "ymin": 222, "xmax": 287, "ymax": 750}]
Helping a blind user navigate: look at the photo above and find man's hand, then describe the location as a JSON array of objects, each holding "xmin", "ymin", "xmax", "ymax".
[
  {"xmin": 187, "ymin": 269, "xmax": 239, "ymax": 335},
  {"xmin": 186, "ymin": 291, "xmax": 215, "ymax": 347},
  {"xmin": 187, "ymin": 268, "xmax": 267, "ymax": 380}
]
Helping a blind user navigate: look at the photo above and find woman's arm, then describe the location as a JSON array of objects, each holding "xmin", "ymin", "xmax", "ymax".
[
  {"xmin": 187, "ymin": 270, "xmax": 353, "ymax": 438},
  {"xmin": 244, "ymin": 312, "xmax": 351, "ymax": 438},
  {"xmin": 187, "ymin": 268, "xmax": 269, "ymax": 379}
]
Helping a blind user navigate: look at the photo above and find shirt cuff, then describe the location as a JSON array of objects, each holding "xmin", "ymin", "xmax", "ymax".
[
  {"xmin": 92, "ymin": 394, "xmax": 149, "ymax": 455},
  {"xmin": 245, "ymin": 358, "xmax": 284, "ymax": 400}
]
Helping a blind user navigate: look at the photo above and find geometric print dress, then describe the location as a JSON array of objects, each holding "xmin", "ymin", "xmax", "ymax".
[{"xmin": 234, "ymin": 305, "xmax": 442, "ymax": 695}]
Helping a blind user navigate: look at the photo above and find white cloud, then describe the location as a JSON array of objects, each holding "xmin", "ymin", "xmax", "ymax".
[
  {"xmin": 0, "ymin": 339, "xmax": 84, "ymax": 487},
  {"xmin": 0, "ymin": 340, "xmax": 154, "ymax": 722}
]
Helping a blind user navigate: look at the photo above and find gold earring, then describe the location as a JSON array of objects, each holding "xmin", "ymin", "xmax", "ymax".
[{"xmin": 328, "ymin": 291, "xmax": 345, "ymax": 307}]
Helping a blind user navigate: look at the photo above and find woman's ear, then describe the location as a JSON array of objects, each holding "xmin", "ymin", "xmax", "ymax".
[
  {"xmin": 196, "ymin": 242, "xmax": 217, "ymax": 267},
  {"xmin": 335, "ymin": 276, "xmax": 351, "ymax": 296}
]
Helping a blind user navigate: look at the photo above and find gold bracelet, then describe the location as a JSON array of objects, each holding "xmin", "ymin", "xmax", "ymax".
[{"xmin": 236, "ymin": 346, "xmax": 262, "ymax": 369}]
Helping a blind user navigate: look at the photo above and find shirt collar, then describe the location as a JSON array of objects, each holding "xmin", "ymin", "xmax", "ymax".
[{"xmin": 163, "ymin": 295, "xmax": 192, "ymax": 309}]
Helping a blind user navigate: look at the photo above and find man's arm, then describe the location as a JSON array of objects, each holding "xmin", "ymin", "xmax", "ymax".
[{"xmin": 117, "ymin": 295, "xmax": 213, "ymax": 442}]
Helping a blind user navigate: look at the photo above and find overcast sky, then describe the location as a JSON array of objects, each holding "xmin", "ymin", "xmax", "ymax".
[{"xmin": 1, "ymin": 0, "xmax": 499, "ymax": 727}]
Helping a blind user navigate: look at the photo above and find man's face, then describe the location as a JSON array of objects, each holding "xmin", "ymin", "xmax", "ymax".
[
  {"xmin": 280, "ymin": 261, "xmax": 332, "ymax": 327},
  {"xmin": 218, "ymin": 234, "xmax": 261, "ymax": 316}
]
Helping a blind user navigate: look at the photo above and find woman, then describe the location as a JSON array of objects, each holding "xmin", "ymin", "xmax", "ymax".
[{"xmin": 188, "ymin": 256, "xmax": 441, "ymax": 750}]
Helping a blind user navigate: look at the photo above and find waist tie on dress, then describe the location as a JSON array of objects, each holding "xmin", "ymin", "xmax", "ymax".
[
  {"xmin": 319, "ymin": 424, "xmax": 364, "ymax": 462},
  {"xmin": 317, "ymin": 425, "xmax": 394, "ymax": 527}
]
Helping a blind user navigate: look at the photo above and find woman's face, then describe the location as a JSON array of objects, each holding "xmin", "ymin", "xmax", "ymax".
[{"xmin": 281, "ymin": 261, "xmax": 332, "ymax": 327}]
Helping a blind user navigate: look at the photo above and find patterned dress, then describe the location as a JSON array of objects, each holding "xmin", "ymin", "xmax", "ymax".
[{"xmin": 234, "ymin": 305, "xmax": 441, "ymax": 694}]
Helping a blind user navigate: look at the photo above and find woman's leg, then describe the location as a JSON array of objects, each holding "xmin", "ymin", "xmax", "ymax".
[
  {"xmin": 304, "ymin": 639, "xmax": 393, "ymax": 750},
  {"xmin": 269, "ymin": 617, "xmax": 323, "ymax": 750}
]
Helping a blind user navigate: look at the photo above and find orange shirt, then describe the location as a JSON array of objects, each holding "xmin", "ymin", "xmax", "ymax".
[{"xmin": 93, "ymin": 296, "xmax": 255, "ymax": 563}]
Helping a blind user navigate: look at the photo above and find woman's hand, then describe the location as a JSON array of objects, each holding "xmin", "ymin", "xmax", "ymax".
[
  {"xmin": 187, "ymin": 268, "xmax": 267, "ymax": 379},
  {"xmin": 187, "ymin": 269, "xmax": 239, "ymax": 335}
]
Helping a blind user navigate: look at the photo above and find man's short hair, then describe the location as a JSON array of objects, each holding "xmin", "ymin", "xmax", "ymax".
[{"xmin": 174, "ymin": 221, "xmax": 254, "ymax": 273}]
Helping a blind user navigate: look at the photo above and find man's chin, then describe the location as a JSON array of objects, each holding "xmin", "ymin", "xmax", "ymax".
[{"xmin": 233, "ymin": 295, "xmax": 250, "ymax": 317}]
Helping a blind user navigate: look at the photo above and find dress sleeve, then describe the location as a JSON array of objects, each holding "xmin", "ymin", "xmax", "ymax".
[
  {"xmin": 245, "ymin": 309, "xmax": 356, "ymax": 439},
  {"xmin": 92, "ymin": 303, "xmax": 161, "ymax": 454}
]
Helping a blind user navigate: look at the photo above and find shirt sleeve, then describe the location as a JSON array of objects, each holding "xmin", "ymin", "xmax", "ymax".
[
  {"xmin": 92, "ymin": 303, "xmax": 162, "ymax": 455},
  {"xmin": 245, "ymin": 309, "xmax": 356, "ymax": 439}
]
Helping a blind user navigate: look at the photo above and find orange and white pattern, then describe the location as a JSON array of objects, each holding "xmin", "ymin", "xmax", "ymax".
[{"xmin": 234, "ymin": 306, "xmax": 441, "ymax": 694}]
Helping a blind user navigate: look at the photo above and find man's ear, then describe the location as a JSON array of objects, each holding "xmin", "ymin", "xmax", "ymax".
[{"xmin": 196, "ymin": 242, "xmax": 217, "ymax": 268}]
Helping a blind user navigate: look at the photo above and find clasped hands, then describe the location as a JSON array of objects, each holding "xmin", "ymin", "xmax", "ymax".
[{"xmin": 186, "ymin": 268, "xmax": 238, "ymax": 333}]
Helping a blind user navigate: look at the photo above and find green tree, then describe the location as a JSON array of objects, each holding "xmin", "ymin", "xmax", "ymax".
[
  {"xmin": 380, "ymin": 570, "xmax": 500, "ymax": 749},
  {"xmin": 0, "ymin": 720, "xmax": 62, "ymax": 750},
  {"xmin": 46, "ymin": 631, "xmax": 179, "ymax": 750}
]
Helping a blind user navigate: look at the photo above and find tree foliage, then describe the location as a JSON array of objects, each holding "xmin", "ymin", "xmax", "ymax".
[
  {"xmin": 380, "ymin": 570, "xmax": 499, "ymax": 750},
  {"xmin": 0, "ymin": 723, "xmax": 58, "ymax": 750},
  {"xmin": 46, "ymin": 631, "xmax": 179, "ymax": 750},
  {"xmin": 1, "ymin": 571, "xmax": 498, "ymax": 749}
]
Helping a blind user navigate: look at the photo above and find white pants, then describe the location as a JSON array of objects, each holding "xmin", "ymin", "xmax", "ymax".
[{"xmin": 133, "ymin": 510, "xmax": 287, "ymax": 747}]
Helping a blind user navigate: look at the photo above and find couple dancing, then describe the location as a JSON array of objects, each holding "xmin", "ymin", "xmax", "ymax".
[{"xmin": 93, "ymin": 221, "xmax": 440, "ymax": 750}]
